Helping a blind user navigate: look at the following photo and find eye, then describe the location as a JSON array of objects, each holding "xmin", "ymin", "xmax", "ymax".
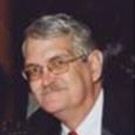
[
  {"xmin": 26, "ymin": 66, "xmax": 40, "ymax": 74},
  {"xmin": 31, "ymin": 66, "xmax": 41, "ymax": 73},
  {"xmin": 47, "ymin": 56, "xmax": 67, "ymax": 71},
  {"xmin": 51, "ymin": 58, "xmax": 65, "ymax": 68},
  {"xmin": 24, "ymin": 64, "xmax": 42, "ymax": 79}
]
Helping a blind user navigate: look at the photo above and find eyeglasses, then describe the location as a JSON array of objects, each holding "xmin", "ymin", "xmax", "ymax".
[{"xmin": 22, "ymin": 54, "xmax": 87, "ymax": 81}]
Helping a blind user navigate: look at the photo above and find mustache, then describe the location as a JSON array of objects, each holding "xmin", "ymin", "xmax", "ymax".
[{"xmin": 40, "ymin": 82, "xmax": 67, "ymax": 95}]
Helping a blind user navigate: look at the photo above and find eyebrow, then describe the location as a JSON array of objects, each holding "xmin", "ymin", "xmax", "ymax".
[
  {"xmin": 24, "ymin": 63, "xmax": 41, "ymax": 68},
  {"xmin": 24, "ymin": 53, "xmax": 73, "ymax": 67}
]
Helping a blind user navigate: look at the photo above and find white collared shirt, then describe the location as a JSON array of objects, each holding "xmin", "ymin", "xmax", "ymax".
[{"xmin": 61, "ymin": 90, "xmax": 104, "ymax": 135}]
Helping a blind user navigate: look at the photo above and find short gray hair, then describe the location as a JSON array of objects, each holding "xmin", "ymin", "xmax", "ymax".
[{"xmin": 23, "ymin": 13, "xmax": 96, "ymax": 56}]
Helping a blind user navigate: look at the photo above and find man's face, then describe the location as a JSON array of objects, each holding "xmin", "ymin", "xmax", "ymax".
[{"xmin": 23, "ymin": 36, "xmax": 103, "ymax": 116}]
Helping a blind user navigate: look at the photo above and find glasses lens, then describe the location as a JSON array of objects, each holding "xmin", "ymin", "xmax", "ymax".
[
  {"xmin": 23, "ymin": 65, "xmax": 42, "ymax": 81},
  {"xmin": 48, "ymin": 57, "xmax": 68, "ymax": 74}
]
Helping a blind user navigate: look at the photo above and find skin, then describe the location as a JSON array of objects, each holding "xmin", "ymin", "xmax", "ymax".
[{"xmin": 23, "ymin": 36, "xmax": 103, "ymax": 129}]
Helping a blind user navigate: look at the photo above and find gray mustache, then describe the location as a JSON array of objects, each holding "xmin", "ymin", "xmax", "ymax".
[{"xmin": 41, "ymin": 83, "xmax": 66, "ymax": 95}]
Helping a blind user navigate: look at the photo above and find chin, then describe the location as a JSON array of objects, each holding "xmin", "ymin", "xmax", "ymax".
[{"xmin": 41, "ymin": 100, "xmax": 64, "ymax": 114}]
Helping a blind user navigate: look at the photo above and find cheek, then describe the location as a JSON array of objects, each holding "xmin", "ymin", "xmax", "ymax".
[
  {"xmin": 67, "ymin": 65, "xmax": 93, "ymax": 96},
  {"xmin": 63, "ymin": 70, "xmax": 88, "ymax": 97},
  {"xmin": 67, "ymin": 65, "xmax": 91, "ymax": 89}
]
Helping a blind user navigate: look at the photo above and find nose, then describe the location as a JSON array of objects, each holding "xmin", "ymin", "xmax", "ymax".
[{"xmin": 40, "ymin": 70, "xmax": 56, "ymax": 86}]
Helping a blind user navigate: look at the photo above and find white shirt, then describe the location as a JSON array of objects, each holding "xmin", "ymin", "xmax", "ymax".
[{"xmin": 61, "ymin": 90, "xmax": 104, "ymax": 135}]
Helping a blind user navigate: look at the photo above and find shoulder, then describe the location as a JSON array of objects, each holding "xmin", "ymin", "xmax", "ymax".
[
  {"xmin": 103, "ymin": 61, "xmax": 133, "ymax": 135},
  {"xmin": 102, "ymin": 128, "xmax": 115, "ymax": 135},
  {"xmin": 27, "ymin": 108, "xmax": 61, "ymax": 135}
]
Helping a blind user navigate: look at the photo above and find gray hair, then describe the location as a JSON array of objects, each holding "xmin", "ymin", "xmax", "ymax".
[{"xmin": 23, "ymin": 13, "xmax": 96, "ymax": 56}]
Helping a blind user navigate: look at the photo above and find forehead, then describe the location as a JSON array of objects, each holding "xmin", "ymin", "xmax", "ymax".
[{"xmin": 24, "ymin": 37, "xmax": 73, "ymax": 63}]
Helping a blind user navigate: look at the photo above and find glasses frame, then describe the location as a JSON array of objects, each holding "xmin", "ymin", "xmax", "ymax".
[{"xmin": 22, "ymin": 54, "xmax": 87, "ymax": 81}]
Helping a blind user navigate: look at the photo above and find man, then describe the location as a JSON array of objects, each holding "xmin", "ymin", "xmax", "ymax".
[{"xmin": 21, "ymin": 13, "xmax": 132, "ymax": 135}]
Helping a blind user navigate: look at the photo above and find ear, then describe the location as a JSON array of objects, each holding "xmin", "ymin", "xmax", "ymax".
[{"xmin": 88, "ymin": 50, "xmax": 103, "ymax": 82}]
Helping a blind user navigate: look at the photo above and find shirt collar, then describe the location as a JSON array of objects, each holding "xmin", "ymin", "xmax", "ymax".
[{"xmin": 61, "ymin": 89, "xmax": 104, "ymax": 135}]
